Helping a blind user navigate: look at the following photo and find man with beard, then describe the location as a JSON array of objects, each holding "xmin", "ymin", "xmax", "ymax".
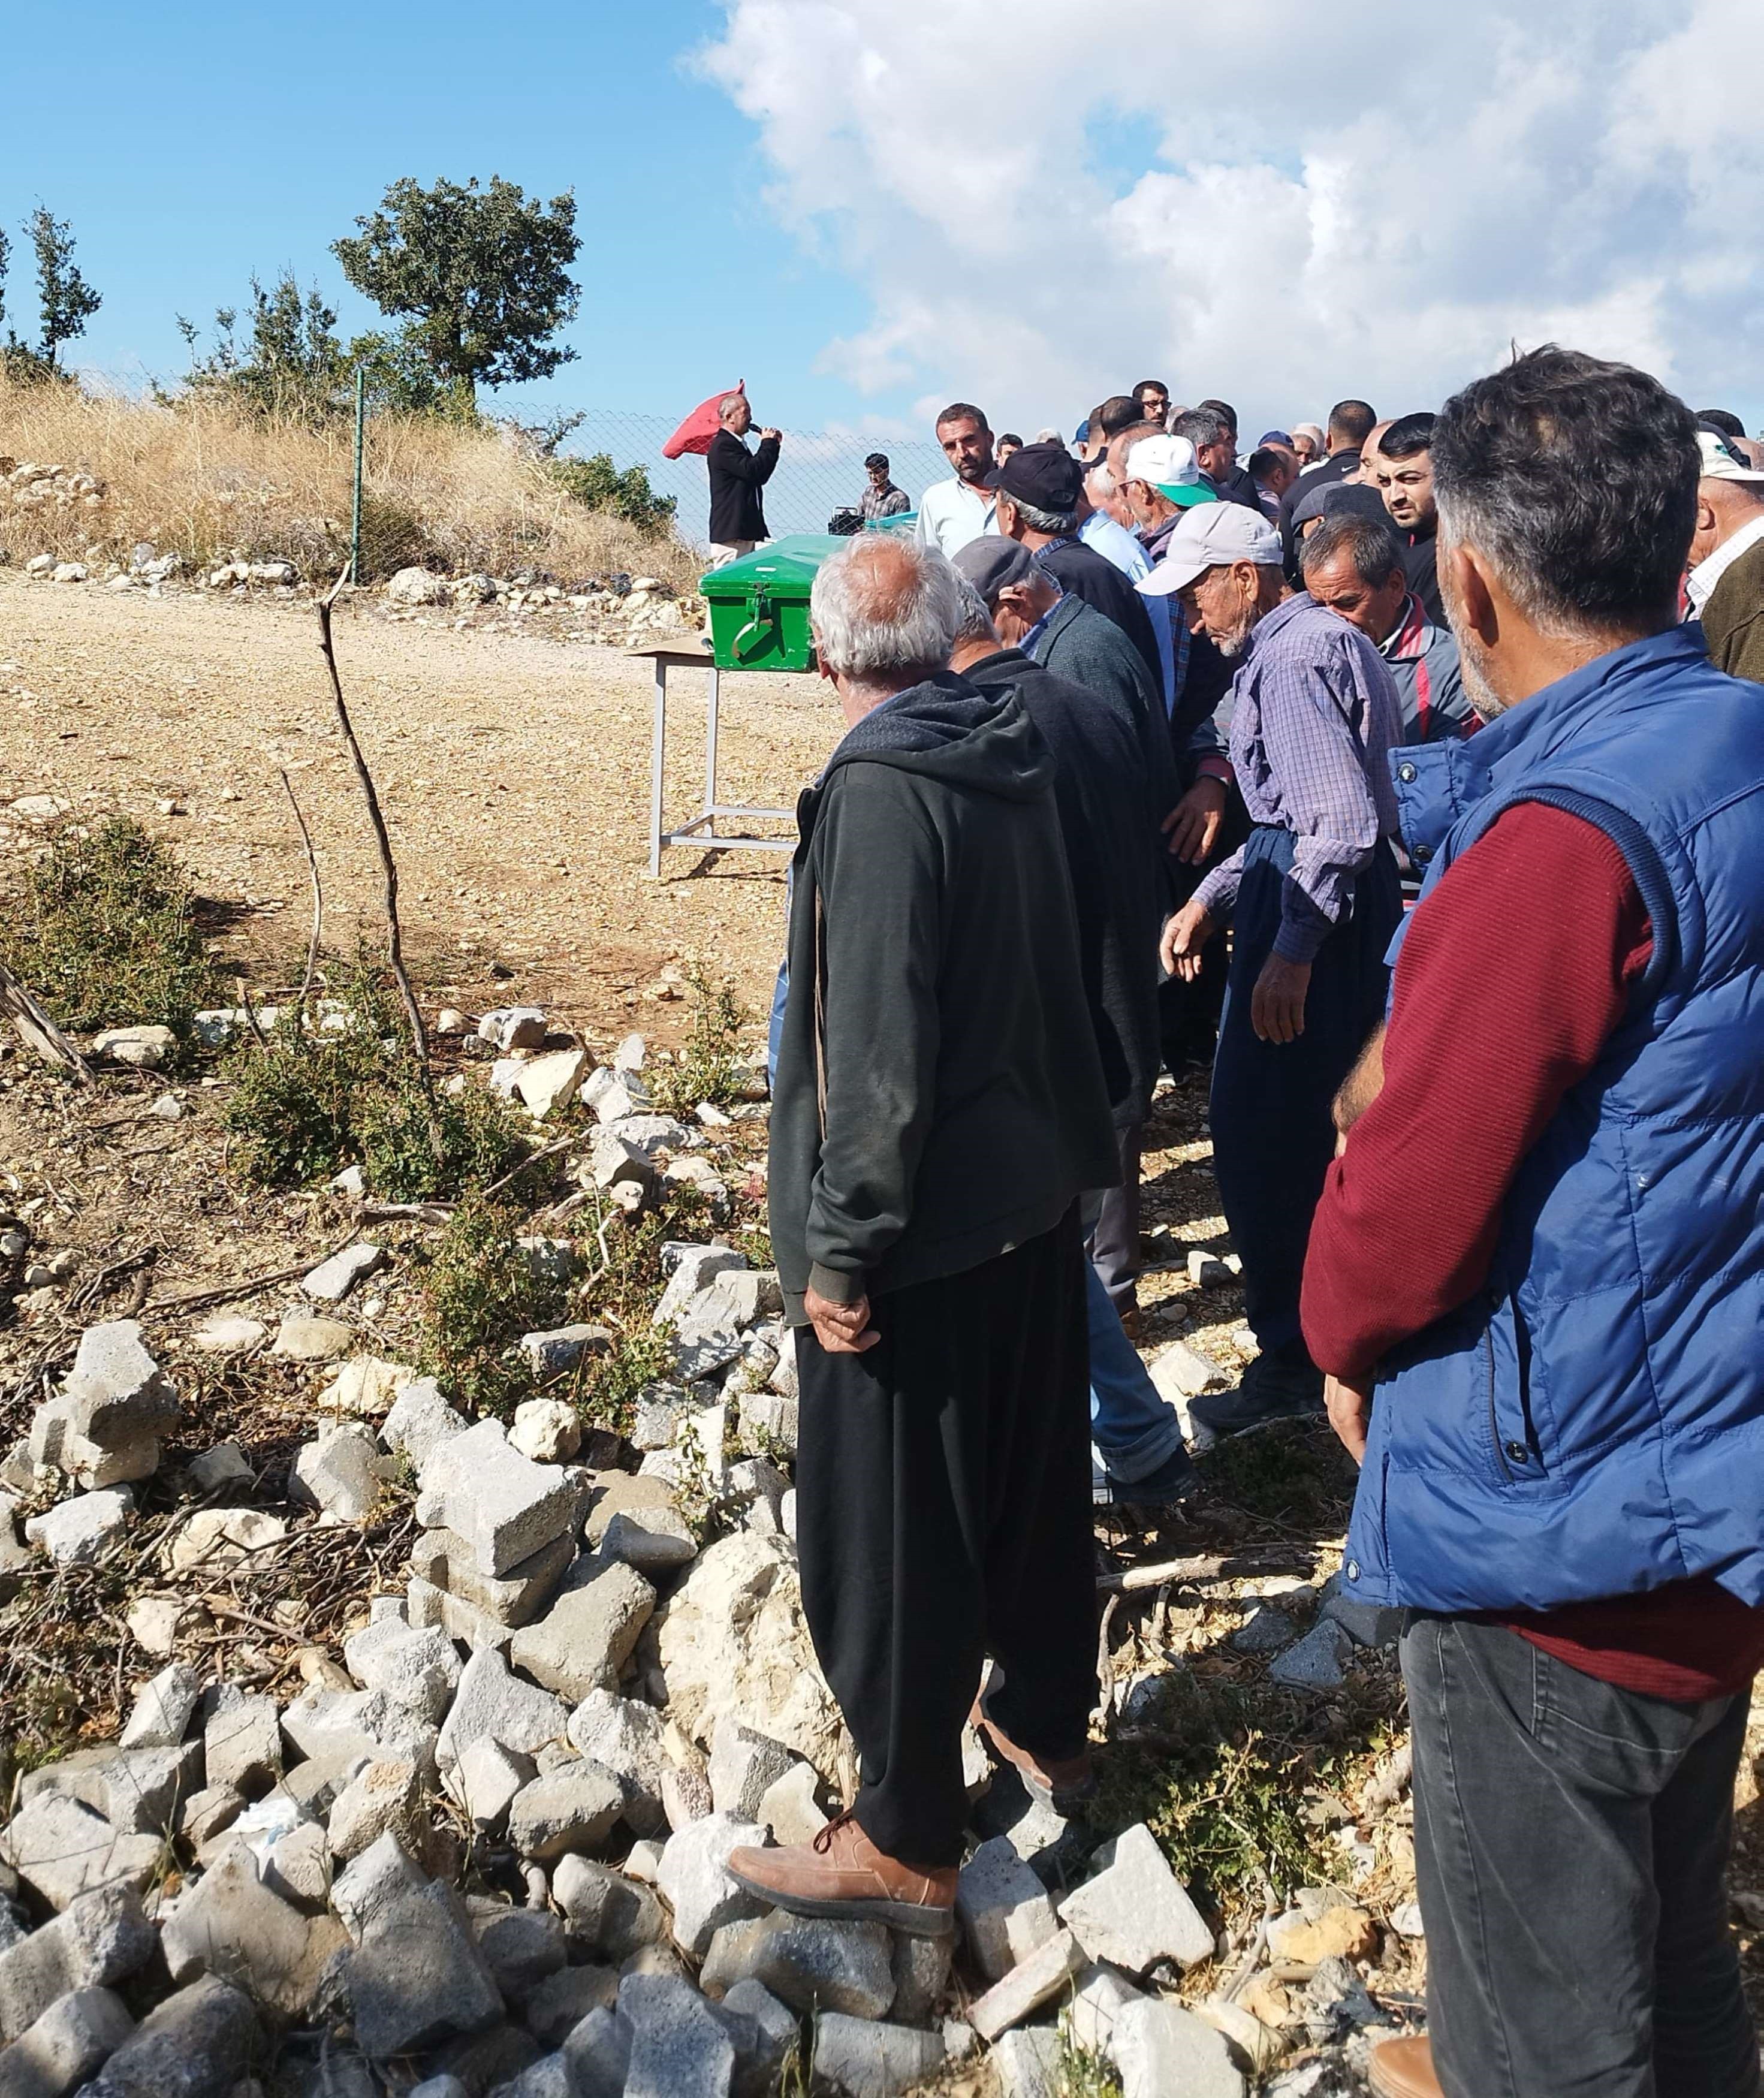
[
  {"xmin": 1367, "ymin": 412, "xmax": 1445, "ymax": 622},
  {"xmin": 1150, "ymin": 503, "xmax": 1401, "ymax": 1436},
  {"xmin": 914, "ymin": 403, "xmax": 999, "ymax": 556}
]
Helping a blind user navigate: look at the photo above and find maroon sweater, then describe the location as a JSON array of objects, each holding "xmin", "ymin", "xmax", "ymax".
[{"xmin": 1302, "ymin": 801, "xmax": 1764, "ymax": 1701}]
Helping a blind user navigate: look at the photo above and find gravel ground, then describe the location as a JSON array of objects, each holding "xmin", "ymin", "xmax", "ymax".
[{"xmin": 0, "ymin": 574, "xmax": 833, "ymax": 1043}]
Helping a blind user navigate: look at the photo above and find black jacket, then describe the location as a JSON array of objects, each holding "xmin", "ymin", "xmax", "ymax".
[
  {"xmin": 1279, "ymin": 449, "xmax": 1360, "ymax": 577},
  {"xmin": 1207, "ymin": 462, "xmax": 1265, "ymax": 514},
  {"xmin": 1401, "ymin": 528, "xmax": 1443, "ymax": 625},
  {"xmin": 769, "ymin": 674, "xmax": 1117, "ymax": 1321},
  {"xmin": 707, "ymin": 429, "xmax": 779, "ymax": 544},
  {"xmin": 1034, "ymin": 536, "xmax": 1163, "ymax": 691},
  {"xmin": 964, "ymin": 649, "xmax": 1163, "ymax": 1127}
]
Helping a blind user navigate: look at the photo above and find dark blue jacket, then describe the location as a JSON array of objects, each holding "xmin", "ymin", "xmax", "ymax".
[{"xmin": 1341, "ymin": 626, "xmax": 1764, "ymax": 1613}]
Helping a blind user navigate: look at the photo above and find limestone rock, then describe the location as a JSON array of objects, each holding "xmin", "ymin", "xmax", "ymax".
[
  {"xmin": 654, "ymin": 1534, "xmax": 844, "ymax": 1785},
  {"xmin": 510, "ymin": 1556, "xmax": 656, "ymax": 1704},
  {"xmin": 117, "ymin": 1663, "xmax": 200, "ymax": 1752},
  {"xmin": 956, "ymin": 1836, "xmax": 1059, "ymax": 1984},
  {"xmin": 327, "ymin": 1760, "xmax": 420, "ymax": 1862},
  {"xmin": 330, "ymin": 1832, "xmax": 424, "ymax": 1944},
  {"xmin": 506, "ymin": 1762, "xmax": 626, "ymax": 1862},
  {"xmin": 655, "ymin": 1814, "xmax": 768, "ymax": 1958},
  {"xmin": 24, "ymin": 1489, "xmax": 134, "ymax": 1566},
  {"xmin": 1269, "ymin": 1620, "xmax": 1353, "ymax": 1691},
  {"xmin": 75, "ymin": 1975, "xmax": 258, "ymax": 2098},
  {"xmin": 270, "ymin": 1313, "xmax": 354, "ymax": 1361},
  {"xmin": 302, "ymin": 1243, "xmax": 385, "ymax": 1303},
  {"xmin": 291, "ymin": 1424, "xmax": 392, "ymax": 1526},
  {"xmin": 966, "ymin": 1928, "xmax": 1086, "ymax": 2042},
  {"xmin": 518, "ymin": 1327, "xmax": 612, "ymax": 1381},
  {"xmin": 319, "ymin": 1357, "xmax": 411, "ymax": 1420},
  {"xmin": 707, "ymin": 1724, "xmax": 795, "ymax": 1823},
  {"xmin": 1110, "ymin": 1998, "xmax": 1246, "ymax": 2098},
  {"xmin": 340, "ymin": 1880, "xmax": 503, "ymax": 2058},
  {"xmin": 416, "ymin": 1420, "xmax": 578, "ymax": 1578},
  {"xmin": 716, "ymin": 1910, "xmax": 895, "ymax": 2020},
  {"xmin": 0, "ymin": 1983, "xmax": 133, "ymax": 2097},
  {"xmin": 551, "ymin": 1856, "xmax": 667, "ymax": 1961},
  {"xmin": 409, "ymin": 1522, "xmax": 575, "ymax": 1629},
  {"xmin": 342, "ymin": 1620, "xmax": 462, "ymax": 1724},
  {"xmin": 381, "ymin": 1378, "xmax": 468, "ymax": 1467},
  {"xmin": 472, "ymin": 1901, "xmax": 566, "ymax": 1998},
  {"xmin": 756, "ymin": 1761, "xmax": 826, "ymax": 1849},
  {"xmin": 510, "ymin": 1400, "xmax": 581, "ymax": 1464},
  {"xmin": 0, "ymin": 1885, "xmax": 155, "ymax": 2043},
  {"xmin": 435, "ymin": 1646, "xmax": 569, "ymax": 1783},
  {"xmin": 0, "ymin": 1796, "xmax": 161, "ymax": 1911},
  {"xmin": 203, "ymin": 1695, "xmax": 282, "ymax": 1793},
  {"xmin": 1057, "ymin": 1823, "xmax": 1215, "ymax": 1975},
  {"xmin": 813, "ymin": 2012, "xmax": 943, "ymax": 2096},
  {"xmin": 564, "ymin": 1691, "xmax": 669, "ymax": 1835},
  {"xmin": 165, "ymin": 1506, "xmax": 284, "ymax": 1574},
  {"xmin": 159, "ymin": 1847, "xmax": 344, "ymax": 2019},
  {"xmin": 618, "ymin": 1972, "xmax": 734, "ymax": 2098}
]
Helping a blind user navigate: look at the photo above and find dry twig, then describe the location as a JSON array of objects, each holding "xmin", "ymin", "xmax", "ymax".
[
  {"xmin": 317, "ymin": 569, "xmax": 429, "ymax": 1074},
  {"xmin": 278, "ymin": 767, "xmax": 324, "ymax": 1012}
]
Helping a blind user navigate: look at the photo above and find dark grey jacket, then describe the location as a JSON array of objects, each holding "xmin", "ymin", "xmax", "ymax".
[
  {"xmin": 768, "ymin": 674, "xmax": 1118, "ymax": 1322},
  {"xmin": 1031, "ymin": 592, "xmax": 1178, "ymax": 821}
]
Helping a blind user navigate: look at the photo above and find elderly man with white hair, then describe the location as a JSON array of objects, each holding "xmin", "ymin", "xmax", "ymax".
[
  {"xmin": 705, "ymin": 391, "xmax": 780, "ymax": 564},
  {"xmin": 729, "ymin": 533, "xmax": 1117, "ymax": 1935}
]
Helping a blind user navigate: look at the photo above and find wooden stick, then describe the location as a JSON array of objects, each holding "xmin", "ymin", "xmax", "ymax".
[
  {"xmin": 1095, "ymin": 1548, "xmax": 1313, "ymax": 1594},
  {"xmin": 317, "ymin": 570, "xmax": 429, "ymax": 1072},
  {"xmin": 279, "ymin": 767, "xmax": 324, "ymax": 1012},
  {"xmin": 0, "ymin": 961, "xmax": 92, "ymax": 1083}
]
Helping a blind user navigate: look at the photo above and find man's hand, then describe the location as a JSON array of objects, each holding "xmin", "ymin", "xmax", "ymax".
[
  {"xmin": 1160, "ymin": 899, "xmax": 1216, "ymax": 981},
  {"xmin": 1325, "ymin": 1375, "xmax": 1373, "ymax": 1464},
  {"xmin": 1161, "ymin": 778, "xmax": 1228, "ymax": 865},
  {"xmin": 759, "ymin": 427, "xmax": 782, "ymax": 443},
  {"xmin": 1250, "ymin": 954, "xmax": 1311, "ymax": 1042},
  {"xmin": 804, "ymin": 1286, "xmax": 878, "ymax": 1355}
]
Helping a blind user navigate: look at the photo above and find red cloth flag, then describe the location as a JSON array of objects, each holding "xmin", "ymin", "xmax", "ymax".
[{"xmin": 662, "ymin": 382, "xmax": 743, "ymax": 460}]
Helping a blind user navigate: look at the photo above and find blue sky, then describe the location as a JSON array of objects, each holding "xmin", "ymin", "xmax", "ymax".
[
  {"xmin": 5, "ymin": 0, "xmax": 1761, "ymax": 447},
  {"xmin": 0, "ymin": 0, "xmax": 889, "ymax": 432}
]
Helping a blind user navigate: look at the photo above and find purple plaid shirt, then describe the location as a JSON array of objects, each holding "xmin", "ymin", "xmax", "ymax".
[{"xmin": 1194, "ymin": 592, "xmax": 1401, "ymax": 963}]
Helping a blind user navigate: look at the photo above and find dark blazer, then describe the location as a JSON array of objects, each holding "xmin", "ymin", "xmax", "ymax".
[{"xmin": 707, "ymin": 429, "xmax": 779, "ymax": 544}]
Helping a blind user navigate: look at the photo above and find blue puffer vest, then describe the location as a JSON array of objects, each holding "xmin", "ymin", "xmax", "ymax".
[{"xmin": 1342, "ymin": 625, "xmax": 1764, "ymax": 1614}]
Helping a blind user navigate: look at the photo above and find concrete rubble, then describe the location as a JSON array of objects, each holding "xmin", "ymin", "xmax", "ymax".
[{"xmin": 0, "ymin": 999, "xmax": 1423, "ymax": 2098}]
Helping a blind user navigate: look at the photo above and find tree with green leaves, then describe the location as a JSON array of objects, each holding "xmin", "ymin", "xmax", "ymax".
[
  {"xmin": 26, "ymin": 206, "xmax": 101, "ymax": 367},
  {"xmin": 176, "ymin": 271, "xmax": 351, "ymax": 421},
  {"xmin": 333, "ymin": 176, "xmax": 580, "ymax": 413}
]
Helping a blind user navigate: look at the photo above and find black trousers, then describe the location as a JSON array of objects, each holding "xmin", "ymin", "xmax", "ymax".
[
  {"xmin": 794, "ymin": 1211, "xmax": 1098, "ymax": 1867},
  {"xmin": 1403, "ymin": 1615, "xmax": 1760, "ymax": 2098},
  {"xmin": 1210, "ymin": 827, "xmax": 1400, "ymax": 1357}
]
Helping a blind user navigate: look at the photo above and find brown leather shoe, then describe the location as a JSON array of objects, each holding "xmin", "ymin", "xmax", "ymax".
[
  {"xmin": 1368, "ymin": 2036, "xmax": 1443, "ymax": 2098},
  {"xmin": 972, "ymin": 1684, "xmax": 1097, "ymax": 1815},
  {"xmin": 725, "ymin": 1814, "xmax": 955, "ymax": 1937}
]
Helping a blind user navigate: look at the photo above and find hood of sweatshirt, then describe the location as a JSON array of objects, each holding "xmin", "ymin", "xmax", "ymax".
[{"xmin": 821, "ymin": 670, "xmax": 1054, "ymax": 804}]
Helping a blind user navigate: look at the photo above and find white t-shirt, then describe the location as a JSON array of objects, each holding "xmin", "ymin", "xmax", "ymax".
[{"xmin": 915, "ymin": 477, "xmax": 997, "ymax": 557}]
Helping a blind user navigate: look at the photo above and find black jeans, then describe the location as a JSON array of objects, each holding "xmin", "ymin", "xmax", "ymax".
[
  {"xmin": 1403, "ymin": 1614, "xmax": 1759, "ymax": 2098},
  {"xmin": 794, "ymin": 1211, "xmax": 1097, "ymax": 1868},
  {"xmin": 1210, "ymin": 827, "xmax": 1398, "ymax": 1356}
]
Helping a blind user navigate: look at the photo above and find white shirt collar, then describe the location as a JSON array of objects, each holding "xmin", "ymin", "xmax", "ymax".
[{"xmin": 1688, "ymin": 510, "xmax": 1764, "ymax": 613}]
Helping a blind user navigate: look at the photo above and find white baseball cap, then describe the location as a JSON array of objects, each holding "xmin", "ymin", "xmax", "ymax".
[
  {"xmin": 1124, "ymin": 435, "xmax": 1217, "ymax": 508},
  {"xmin": 1136, "ymin": 504, "xmax": 1284, "ymax": 596},
  {"xmin": 1697, "ymin": 430, "xmax": 1764, "ymax": 484}
]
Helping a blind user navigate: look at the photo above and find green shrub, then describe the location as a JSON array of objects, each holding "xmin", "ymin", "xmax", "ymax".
[
  {"xmin": 417, "ymin": 1196, "xmax": 567, "ymax": 1416},
  {"xmin": 547, "ymin": 450, "xmax": 677, "ymax": 536},
  {"xmin": 575, "ymin": 1322, "xmax": 675, "ymax": 1443},
  {"xmin": 646, "ymin": 969, "xmax": 749, "ymax": 1118},
  {"xmin": 222, "ymin": 1015, "xmax": 388, "ymax": 1187},
  {"xmin": 2, "ymin": 818, "xmax": 212, "ymax": 1037},
  {"xmin": 357, "ymin": 1063, "xmax": 528, "ymax": 1202}
]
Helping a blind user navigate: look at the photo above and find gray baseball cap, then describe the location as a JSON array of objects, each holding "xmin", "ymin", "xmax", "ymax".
[{"xmin": 951, "ymin": 535, "xmax": 1036, "ymax": 602}]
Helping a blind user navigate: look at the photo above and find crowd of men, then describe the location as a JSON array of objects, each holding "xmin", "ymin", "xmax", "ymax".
[{"xmin": 719, "ymin": 351, "xmax": 1764, "ymax": 2098}]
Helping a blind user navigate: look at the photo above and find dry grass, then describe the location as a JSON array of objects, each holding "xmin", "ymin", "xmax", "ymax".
[{"xmin": 0, "ymin": 376, "xmax": 700, "ymax": 588}]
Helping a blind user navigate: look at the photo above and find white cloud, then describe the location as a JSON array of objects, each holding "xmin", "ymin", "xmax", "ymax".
[{"xmin": 695, "ymin": 0, "xmax": 1764, "ymax": 433}]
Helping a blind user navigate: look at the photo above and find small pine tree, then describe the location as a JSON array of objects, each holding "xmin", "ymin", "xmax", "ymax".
[
  {"xmin": 177, "ymin": 272, "xmax": 349, "ymax": 421},
  {"xmin": 27, "ymin": 206, "xmax": 100, "ymax": 367}
]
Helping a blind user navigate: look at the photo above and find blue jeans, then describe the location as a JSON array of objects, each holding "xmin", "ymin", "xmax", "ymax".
[{"xmin": 1086, "ymin": 1259, "xmax": 1185, "ymax": 1484}]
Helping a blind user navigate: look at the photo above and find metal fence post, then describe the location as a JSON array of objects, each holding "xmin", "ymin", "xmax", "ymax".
[{"xmin": 349, "ymin": 367, "xmax": 366, "ymax": 584}]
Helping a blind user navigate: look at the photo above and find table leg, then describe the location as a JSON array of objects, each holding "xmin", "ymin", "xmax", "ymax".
[
  {"xmin": 649, "ymin": 659, "xmax": 667, "ymax": 879},
  {"xmin": 704, "ymin": 665, "xmax": 720, "ymax": 834}
]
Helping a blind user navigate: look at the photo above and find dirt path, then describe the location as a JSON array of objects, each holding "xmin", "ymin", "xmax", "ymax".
[{"xmin": 0, "ymin": 576, "xmax": 836, "ymax": 1045}]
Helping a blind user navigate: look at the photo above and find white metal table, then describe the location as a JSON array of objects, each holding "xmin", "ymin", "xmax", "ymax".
[{"xmin": 631, "ymin": 640, "xmax": 798, "ymax": 878}]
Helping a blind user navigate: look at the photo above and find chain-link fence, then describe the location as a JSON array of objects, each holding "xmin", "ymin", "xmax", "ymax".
[{"xmin": 527, "ymin": 406, "xmax": 954, "ymax": 549}]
